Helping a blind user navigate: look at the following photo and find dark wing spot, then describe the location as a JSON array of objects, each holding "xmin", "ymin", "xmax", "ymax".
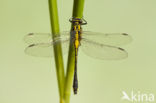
[
  {"xmin": 28, "ymin": 33, "xmax": 34, "ymax": 36},
  {"xmin": 28, "ymin": 44, "xmax": 35, "ymax": 47},
  {"xmin": 118, "ymin": 47, "xmax": 125, "ymax": 51},
  {"xmin": 122, "ymin": 33, "xmax": 128, "ymax": 36}
]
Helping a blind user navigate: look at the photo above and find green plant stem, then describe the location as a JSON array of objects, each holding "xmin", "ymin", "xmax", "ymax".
[
  {"xmin": 64, "ymin": 0, "xmax": 85, "ymax": 103},
  {"xmin": 48, "ymin": 0, "xmax": 65, "ymax": 103}
]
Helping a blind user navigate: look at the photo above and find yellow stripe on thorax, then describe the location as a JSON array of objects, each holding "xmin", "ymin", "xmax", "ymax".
[{"xmin": 74, "ymin": 22, "xmax": 81, "ymax": 50}]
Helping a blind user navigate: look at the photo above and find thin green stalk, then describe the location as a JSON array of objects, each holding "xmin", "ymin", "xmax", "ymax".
[
  {"xmin": 48, "ymin": 0, "xmax": 65, "ymax": 103},
  {"xmin": 64, "ymin": 0, "xmax": 85, "ymax": 103}
]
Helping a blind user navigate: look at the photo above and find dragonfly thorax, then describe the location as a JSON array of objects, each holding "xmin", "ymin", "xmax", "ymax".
[{"xmin": 73, "ymin": 23, "xmax": 81, "ymax": 49}]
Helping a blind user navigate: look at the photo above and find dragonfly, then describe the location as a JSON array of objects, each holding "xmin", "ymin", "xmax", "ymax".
[{"xmin": 24, "ymin": 18, "xmax": 132, "ymax": 94}]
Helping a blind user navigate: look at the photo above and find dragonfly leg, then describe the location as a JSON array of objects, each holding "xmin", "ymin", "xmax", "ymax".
[{"xmin": 81, "ymin": 18, "xmax": 87, "ymax": 25}]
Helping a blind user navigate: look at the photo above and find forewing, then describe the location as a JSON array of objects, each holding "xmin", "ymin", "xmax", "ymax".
[
  {"xmin": 24, "ymin": 31, "xmax": 70, "ymax": 44},
  {"xmin": 82, "ymin": 31, "xmax": 132, "ymax": 46},
  {"xmin": 25, "ymin": 38, "xmax": 70, "ymax": 57},
  {"xmin": 81, "ymin": 39, "xmax": 128, "ymax": 60}
]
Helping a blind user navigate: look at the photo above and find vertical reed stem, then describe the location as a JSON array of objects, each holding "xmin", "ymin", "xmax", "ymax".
[{"xmin": 48, "ymin": 0, "xmax": 65, "ymax": 103}]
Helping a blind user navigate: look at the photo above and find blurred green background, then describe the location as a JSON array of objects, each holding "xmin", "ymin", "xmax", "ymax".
[{"xmin": 0, "ymin": 0, "xmax": 156, "ymax": 103}]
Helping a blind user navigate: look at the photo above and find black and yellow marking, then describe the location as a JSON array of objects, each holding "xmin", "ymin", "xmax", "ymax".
[{"xmin": 69, "ymin": 18, "xmax": 87, "ymax": 94}]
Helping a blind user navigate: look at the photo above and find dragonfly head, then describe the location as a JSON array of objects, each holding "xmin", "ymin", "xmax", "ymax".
[{"xmin": 69, "ymin": 18, "xmax": 87, "ymax": 25}]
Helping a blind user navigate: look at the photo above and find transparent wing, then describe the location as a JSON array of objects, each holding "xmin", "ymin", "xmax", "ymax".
[
  {"xmin": 82, "ymin": 31, "xmax": 132, "ymax": 46},
  {"xmin": 25, "ymin": 38, "xmax": 70, "ymax": 57},
  {"xmin": 81, "ymin": 39, "xmax": 128, "ymax": 60},
  {"xmin": 24, "ymin": 31, "xmax": 70, "ymax": 44}
]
